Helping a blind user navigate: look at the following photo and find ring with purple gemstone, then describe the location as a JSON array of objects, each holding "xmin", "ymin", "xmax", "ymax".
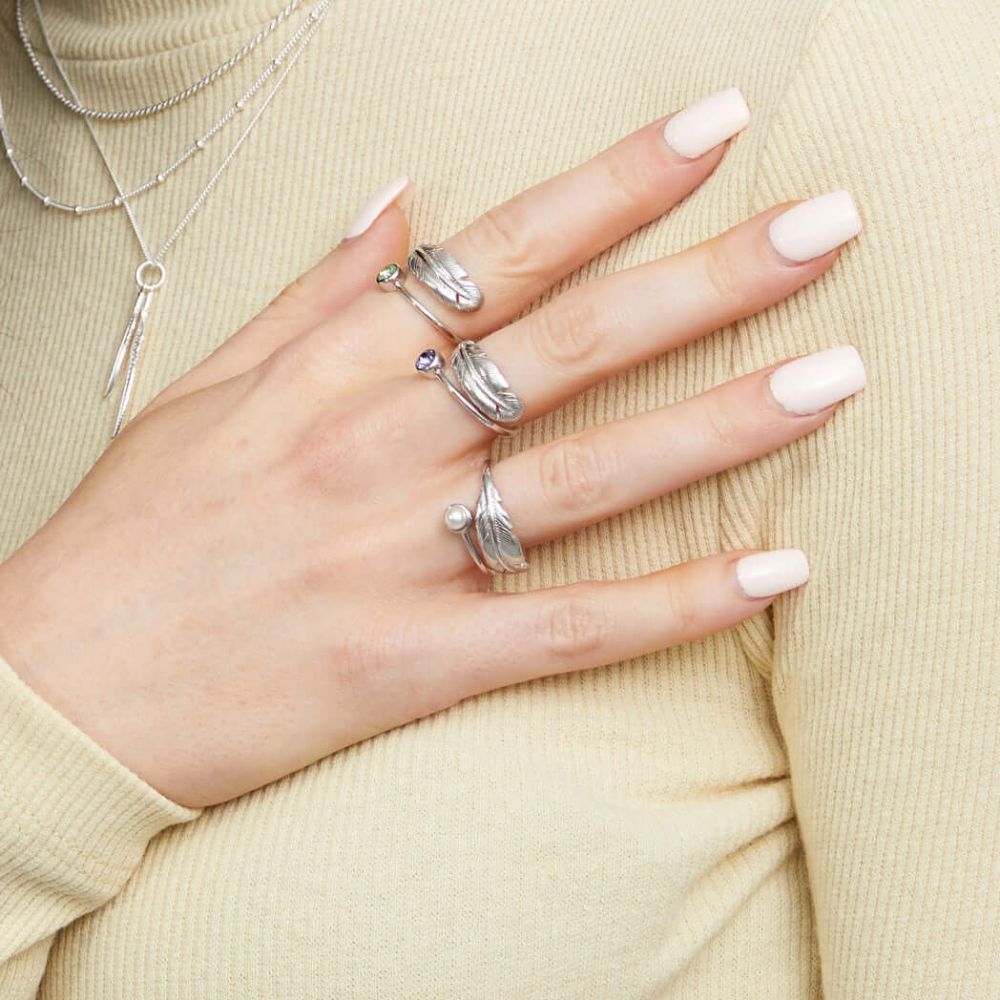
[
  {"xmin": 376, "ymin": 262, "xmax": 460, "ymax": 343},
  {"xmin": 415, "ymin": 341, "xmax": 524, "ymax": 436}
]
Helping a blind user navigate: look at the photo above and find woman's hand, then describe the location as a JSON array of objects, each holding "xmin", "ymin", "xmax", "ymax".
[{"xmin": 0, "ymin": 97, "xmax": 865, "ymax": 808}]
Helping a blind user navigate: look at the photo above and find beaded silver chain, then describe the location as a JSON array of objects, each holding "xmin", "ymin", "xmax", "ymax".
[
  {"xmin": 2, "ymin": 0, "xmax": 327, "ymax": 215},
  {"xmin": 15, "ymin": 0, "xmax": 306, "ymax": 121},
  {"xmin": 9, "ymin": 0, "xmax": 333, "ymax": 437}
]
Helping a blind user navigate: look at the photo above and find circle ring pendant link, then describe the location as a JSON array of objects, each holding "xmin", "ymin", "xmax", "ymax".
[{"xmin": 135, "ymin": 260, "xmax": 167, "ymax": 292}]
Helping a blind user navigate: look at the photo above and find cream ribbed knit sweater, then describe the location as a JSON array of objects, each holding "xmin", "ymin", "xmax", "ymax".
[{"xmin": 0, "ymin": 1, "xmax": 997, "ymax": 997}]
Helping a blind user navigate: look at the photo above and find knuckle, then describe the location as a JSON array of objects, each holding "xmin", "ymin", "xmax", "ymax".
[
  {"xmin": 466, "ymin": 199, "xmax": 538, "ymax": 275},
  {"xmin": 255, "ymin": 319, "xmax": 352, "ymax": 389},
  {"xmin": 278, "ymin": 271, "xmax": 311, "ymax": 307},
  {"xmin": 601, "ymin": 148, "xmax": 656, "ymax": 208},
  {"xmin": 260, "ymin": 272, "xmax": 314, "ymax": 327},
  {"xmin": 369, "ymin": 623, "xmax": 443, "ymax": 719},
  {"xmin": 287, "ymin": 388, "xmax": 403, "ymax": 497},
  {"xmin": 702, "ymin": 240, "xmax": 746, "ymax": 307},
  {"xmin": 543, "ymin": 585, "xmax": 612, "ymax": 660},
  {"xmin": 701, "ymin": 393, "xmax": 744, "ymax": 453},
  {"xmin": 662, "ymin": 574, "xmax": 703, "ymax": 635},
  {"xmin": 325, "ymin": 618, "xmax": 434, "ymax": 724},
  {"xmin": 529, "ymin": 294, "xmax": 605, "ymax": 370},
  {"xmin": 537, "ymin": 435, "xmax": 616, "ymax": 516},
  {"xmin": 257, "ymin": 333, "xmax": 317, "ymax": 386}
]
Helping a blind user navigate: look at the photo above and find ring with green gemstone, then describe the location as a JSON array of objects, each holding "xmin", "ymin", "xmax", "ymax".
[{"xmin": 376, "ymin": 262, "xmax": 459, "ymax": 343}]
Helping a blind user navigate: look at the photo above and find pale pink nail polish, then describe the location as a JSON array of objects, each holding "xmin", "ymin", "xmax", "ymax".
[
  {"xmin": 769, "ymin": 345, "xmax": 867, "ymax": 415},
  {"xmin": 343, "ymin": 175, "xmax": 410, "ymax": 240},
  {"xmin": 768, "ymin": 190, "xmax": 862, "ymax": 262},
  {"xmin": 663, "ymin": 87, "xmax": 751, "ymax": 159},
  {"xmin": 736, "ymin": 548, "xmax": 810, "ymax": 598}
]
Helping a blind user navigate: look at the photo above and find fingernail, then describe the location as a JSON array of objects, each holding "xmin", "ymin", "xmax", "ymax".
[
  {"xmin": 343, "ymin": 175, "xmax": 410, "ymax": 240},
  {"xmin": 768, "ymin": 190, "xmax": 862, "ymax": 262},
  {"xmin": 769, "ymin": 344, "xmax": 867, "ymax": 415},
  {"xmin": 663, "ymin": 86, "xmax": 751, "ymax": 159},
  {"xmin": 736, "ymin": 548, "xmax": 810, "ymax": 599}
]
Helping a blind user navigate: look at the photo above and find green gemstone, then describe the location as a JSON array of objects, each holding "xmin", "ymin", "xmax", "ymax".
[{"xmin": 376, "ymin": 263, "xmax": 400, "ymax": 284}]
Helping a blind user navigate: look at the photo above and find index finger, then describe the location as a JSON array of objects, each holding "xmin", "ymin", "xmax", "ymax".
[{"xmin": 358, "ymin": 87, "xmax": 752, "ymax": 346}]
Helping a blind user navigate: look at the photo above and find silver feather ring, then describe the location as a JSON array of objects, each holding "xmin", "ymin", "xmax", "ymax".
[
  {"xmin": 444, "ymin": 462, "xmax": 528, "ymax": 574},
  {"xmin": 407, "ymin": 244, "xmax": 484, "ymax": 312},
  {"xmin": 415, "ymin": 340, "xmax": 525, "ymax": 435}
]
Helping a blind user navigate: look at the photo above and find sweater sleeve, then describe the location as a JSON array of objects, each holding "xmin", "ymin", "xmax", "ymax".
[
  {"xmin": 718, "ymin": 1, "xmax": 1000, "ymax": 995},
  {"xmin": 0, "ymin": 653, "xmax": 199, "ymax": 992}
]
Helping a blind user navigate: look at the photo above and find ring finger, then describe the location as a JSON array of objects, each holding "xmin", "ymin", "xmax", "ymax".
[{"xmin": 488, "ymin": 345, "xmax": 867, "ymax": 548}]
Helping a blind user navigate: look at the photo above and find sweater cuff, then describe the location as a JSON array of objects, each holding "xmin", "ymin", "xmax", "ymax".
[{"xmin": 0, "ymin": 653, "xmax": 200, "ymax": 901}]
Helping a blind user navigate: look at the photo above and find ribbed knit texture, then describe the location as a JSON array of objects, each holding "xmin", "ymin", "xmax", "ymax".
[{"xmin": 0, "ymin": 1, "xmax": 996, "ymax": 997}]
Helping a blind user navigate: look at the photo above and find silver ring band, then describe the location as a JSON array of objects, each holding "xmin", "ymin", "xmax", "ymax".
[
  {"xmin": 415, "ymin": 341, "xmax": 524, "ymax": 435},
  {"xmin": 444, "ymin": 462, "xmax": 527, "ymax": 574},
  {"xmin": 376, "ymin": 262, "xmax": 460, "ymax": 343},
  {"xmin": 407, "ymin": 244, "xmax": 484, "ymax": 313},
  {"xmin": 425, "ymin": 363, "xmax": 514, "ymax": 435}
]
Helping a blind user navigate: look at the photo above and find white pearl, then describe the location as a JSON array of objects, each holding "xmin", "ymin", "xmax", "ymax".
[{"xmin": 444, "ymin": 505, "xmax": 471, "ymax": 533}]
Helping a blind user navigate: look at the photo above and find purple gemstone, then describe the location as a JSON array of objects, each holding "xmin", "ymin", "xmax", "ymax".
[{"xmin": 415, "ymin": 349, "xmax": 440, "ymax": 372}]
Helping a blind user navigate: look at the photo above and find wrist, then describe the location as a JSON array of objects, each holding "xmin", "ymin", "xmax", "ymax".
[{"xmin": 0, "ymin": 533, "xmax": 101, "ymax": 734}]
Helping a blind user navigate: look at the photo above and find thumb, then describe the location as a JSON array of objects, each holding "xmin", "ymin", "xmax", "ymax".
[
  {"xmin": 144, "ymin": 176, "xmax": 412, "ymax": 414},
  {"xmin": 268, "ymin": 174, "xmax": 414, "ymax": 330}
]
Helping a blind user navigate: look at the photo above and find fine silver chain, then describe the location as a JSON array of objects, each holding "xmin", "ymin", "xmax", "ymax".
[
  {"xmin": 3, "ymin": 0, "xmax": 326, "ymax": 215},
  {"xmin": 20, "ymin": 0, "xmax": 332, "ymax": 436},
  {"xmin": 15, "ymin": 0, "xmax": 306, "ymax": 121}
]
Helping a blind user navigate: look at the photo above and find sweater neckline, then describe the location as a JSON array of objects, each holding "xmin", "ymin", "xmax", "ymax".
[{"xmin": 20, "ymin": 1, "xmax": 304, "ymax": 61}]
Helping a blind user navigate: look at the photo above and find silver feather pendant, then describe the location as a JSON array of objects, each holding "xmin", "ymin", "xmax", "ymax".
[
  {"xmin": 104, "ymin": 274, "xmax": 158, "ymax": 438},
  {"xmin": 407, "ymin": 244, "xmax": 484, "ymax": 312},
  {"xmin": 474, "ymin": 464, "xmax": 527, "ymax": 573},
  {"xmin": 451, "ymin": 340, "xmax": 524, "ymax": 424}
]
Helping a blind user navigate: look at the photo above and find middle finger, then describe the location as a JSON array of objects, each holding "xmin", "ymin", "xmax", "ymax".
[
  {"xmin": 402, "ymin": 190, "xmax": 862, "ymax": 452},
  {"xmin": 474, "ymin": 191, "xmax": 863, "ymax": 435}
]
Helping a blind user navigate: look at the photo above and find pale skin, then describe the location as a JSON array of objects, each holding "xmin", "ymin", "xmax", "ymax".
[{"xmin": 0, "ymin": 112, "xmax": 862, "ymax": 808}]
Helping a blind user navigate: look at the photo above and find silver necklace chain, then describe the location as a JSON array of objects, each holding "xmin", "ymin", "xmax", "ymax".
[
  {"xmin": 3, "ymin": 0, "xmax": 326, "ymax": 215},
  {"xmin": 15, "ymin": 0, "xmax": 306, "ymax": 121},
  {"xmin": 17, "ymin": 0, "xmax": 332, "ymax": 436}
]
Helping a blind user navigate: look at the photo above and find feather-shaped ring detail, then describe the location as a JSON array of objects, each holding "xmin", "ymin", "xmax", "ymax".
[
  {"xmin": 415, "ymin": 340, "xmax": 525, "ymax": 434},
  {"xmin": 407, "ymin": 244, "xmax": 484, "ymax": 312},
  {"xmin": 443, "ymin": 462, "xmax": 528, "ymax": 574}
]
